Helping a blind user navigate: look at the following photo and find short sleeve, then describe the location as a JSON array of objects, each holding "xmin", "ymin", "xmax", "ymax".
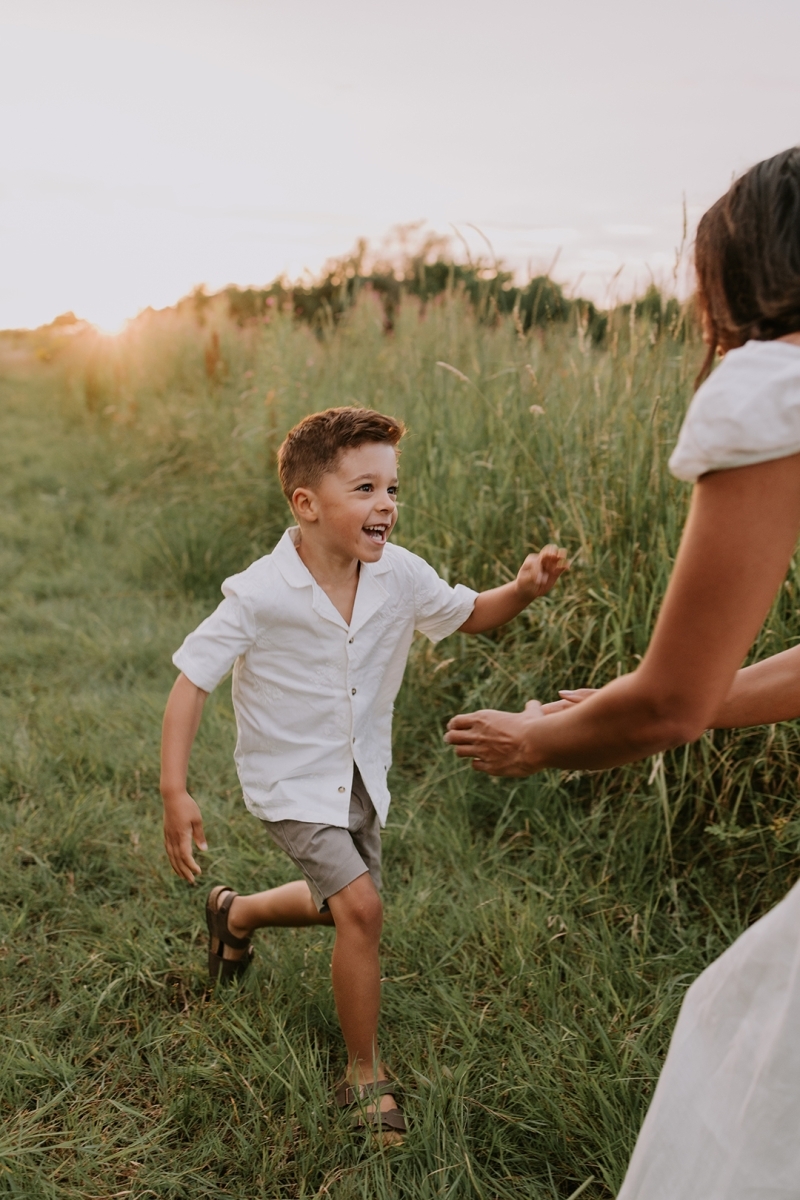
[
  {"xmin": 410, "ymin": 554, "xmax": 478, "ymax": 643},
  {"xmin": 172, "ymin": 576, "xmax": 257, "ymax": 692},
  {"xmin": 669, "ymin": 341, "xmax": 800, "ymax": 483}
]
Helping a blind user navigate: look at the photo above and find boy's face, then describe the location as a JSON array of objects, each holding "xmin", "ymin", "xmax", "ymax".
[{"xmin": 293, "ymin": 441, "xmax": 399, "ymax": 562}]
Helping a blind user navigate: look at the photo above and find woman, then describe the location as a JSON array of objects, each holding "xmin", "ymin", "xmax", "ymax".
[{"xmin": 445, "ymin": 147, "xmax": 800, "ymax": 1198}]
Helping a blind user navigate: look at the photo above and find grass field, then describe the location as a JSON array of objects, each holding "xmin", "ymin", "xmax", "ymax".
[{"xmin": 2, "ymin": 293, "xmax": 800, "ymax": 1199}]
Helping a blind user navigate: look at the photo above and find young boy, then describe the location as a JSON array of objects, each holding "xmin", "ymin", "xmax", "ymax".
[{"xmin": 161, "ymin": 406, "xmax": 567, "ymax": 1139}]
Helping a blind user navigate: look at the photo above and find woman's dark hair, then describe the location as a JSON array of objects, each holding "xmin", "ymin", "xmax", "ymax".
[{"xmin": 695, "ymin": 146, "xmax": 800, "ymax": 384}]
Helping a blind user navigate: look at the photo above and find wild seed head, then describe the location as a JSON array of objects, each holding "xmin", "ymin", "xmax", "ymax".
[{"xmin": 436, "ymin": 361, "xmax": 469, "ymax": 384}]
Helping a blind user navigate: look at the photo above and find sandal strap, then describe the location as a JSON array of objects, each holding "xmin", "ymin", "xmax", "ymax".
[
  {"xmin": 209, "ymin": 889, "xmax": 251, "ymax": 950},
  {"xmin": 334, "ymin": 1078, "xmax": 397, "ymax": 1108},
  {"xmin": 217, "ymin": 944, "xmax": 254, "ymax": 982},
  {"xmin": 354, "ymin": 1107, "xmax": 406, "ymax": 1134}
]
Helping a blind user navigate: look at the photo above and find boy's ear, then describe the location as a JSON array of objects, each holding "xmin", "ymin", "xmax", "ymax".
[{"xmin": 291, "ymin": 486, "xmax": 318, "ymax": 522}]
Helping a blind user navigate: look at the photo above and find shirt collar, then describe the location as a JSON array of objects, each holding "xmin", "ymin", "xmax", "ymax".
[
  {"xmin": 271, "ymin": 526, "xmax": 391, "ymax": 632},
  {"xmin": 273, "ymin": 527, "xmax": 391, "ymax": 580},
  {"xmin": 271, "ymin": 527, "xmax": 314, "ymax": 589}
]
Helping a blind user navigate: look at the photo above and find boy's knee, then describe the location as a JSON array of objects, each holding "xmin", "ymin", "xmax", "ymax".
[{"xmin": 331, "ymin": 876, "xmax": 382, "ymax": 936}]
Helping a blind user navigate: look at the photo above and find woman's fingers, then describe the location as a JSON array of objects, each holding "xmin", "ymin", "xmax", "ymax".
[
  {"xmin": 444, "ymin": 716, "xmax": 482, "ymax": 755},
  {"xmin": 541, "ymin": 688, "xmax": 598, "ymax": 713},
  {"xmin": 445, "ymin": 705, "xmax": 545, "ymax": 776},
  {"xmin": 443, "ymin": 714, "xmax": 475, "ymax": 736}
]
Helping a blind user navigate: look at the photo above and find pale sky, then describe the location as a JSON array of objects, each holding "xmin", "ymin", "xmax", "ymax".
[{"xmin": 1, "ymin": 0, "xmax": 798, "ymax": 330}]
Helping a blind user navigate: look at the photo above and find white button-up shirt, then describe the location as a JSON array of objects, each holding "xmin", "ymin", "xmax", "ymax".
[{"xmin": 172, "ymin": 527, "xmax": 477, "ymax": 827}]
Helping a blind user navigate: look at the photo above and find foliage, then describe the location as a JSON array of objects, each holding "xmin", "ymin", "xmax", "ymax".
[
  {"xmin": 184, "ymin": 239, "xmax": 616, "ymax": 343},
  {"xmin": 1, "ymin": 294, "xmax": 798, "ymax": 1198}
]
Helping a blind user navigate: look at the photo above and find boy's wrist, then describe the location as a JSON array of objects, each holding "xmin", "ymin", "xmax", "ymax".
[
  {"xmin": 512, "ymin": 577, "xmax": 533, "ymax": 607},
  {"xmin": 161, "ymin": 780, "xmax": 189, "ymax": 805}
]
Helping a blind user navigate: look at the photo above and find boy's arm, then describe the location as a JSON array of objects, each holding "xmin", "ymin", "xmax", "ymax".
[
  {"xmin": 459, "ymin": 544, "xmax": 568, "ymax": 635},
  {"xmin": 161, "ymin": 672, "xmax": 210, "ymax": 883}
]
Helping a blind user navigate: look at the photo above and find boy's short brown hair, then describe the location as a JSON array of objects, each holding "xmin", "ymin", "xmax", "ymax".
[{"xmin": 277, "ymin": 406, "xmax": 405, "ymax": 504}]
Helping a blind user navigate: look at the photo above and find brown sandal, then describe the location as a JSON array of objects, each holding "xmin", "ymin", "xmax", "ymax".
[
  {"xmin": 334, "ymin": 1078, "xmax": 407, "ymax": 1136},
  {"xmin": 206, "ymin": 887, "xmax": 254, "ymax": 985}
]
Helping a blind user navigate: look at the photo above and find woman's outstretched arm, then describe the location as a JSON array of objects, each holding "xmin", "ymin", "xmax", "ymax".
[
  {"xmin": 544, "ymin": 642, "xmax": 800, "ymax": 729},
  {"xmin": 445, "ymin": 452, "xmax": 800, "ymax": 775},
  {"xmin": 710, "ymin": 644, "xmax": 800, "ymax": 728}
]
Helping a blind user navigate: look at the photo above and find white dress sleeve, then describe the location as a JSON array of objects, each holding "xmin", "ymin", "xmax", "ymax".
[{"xmin": 669, "ymin": 340, "xmax": 800, "ymax": 483}]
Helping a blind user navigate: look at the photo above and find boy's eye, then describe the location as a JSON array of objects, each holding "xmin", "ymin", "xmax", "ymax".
[{"xmin": 388, "ymin": 487, "xmax": 398, "ymax": 496}]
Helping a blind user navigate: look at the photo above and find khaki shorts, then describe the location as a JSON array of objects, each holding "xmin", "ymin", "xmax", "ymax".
[{"xmin": 262, "ymin": 767, "xmax": 382, "ymax": 912}]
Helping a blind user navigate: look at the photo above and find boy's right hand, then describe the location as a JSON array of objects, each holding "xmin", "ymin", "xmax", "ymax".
[
  {"xmin": 163, "ymin": 791, "xmax": 208, "ymax": 883},
  {"xmin": 515, "ymin": 544, "xmax": 569, "ymax": 602}
]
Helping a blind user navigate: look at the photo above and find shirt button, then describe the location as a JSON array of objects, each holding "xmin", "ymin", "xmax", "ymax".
[
  {"xmin": 348, "ymin": 637, "xmax": 354, "ymax": 644},
  {"xmin": 351, "ymin": 687, "xmax": 357, "ymax": 695},
  {"xmin": 338, "ymin": 786, "xmax": 346, "ymax": 793},
  {"xmin": 352, "ymin": 737, "xmax": 356, "ymax": 743}
]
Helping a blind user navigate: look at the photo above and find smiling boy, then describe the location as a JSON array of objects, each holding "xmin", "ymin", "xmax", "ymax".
[{"xmin": 160, "ymin": 406, "xmax": 567, "ymax": 1139}]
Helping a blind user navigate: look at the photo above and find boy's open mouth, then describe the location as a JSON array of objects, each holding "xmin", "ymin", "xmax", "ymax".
[{"xmin": 363, "ymin": 524, "xmax": 389, "ymax": 544}]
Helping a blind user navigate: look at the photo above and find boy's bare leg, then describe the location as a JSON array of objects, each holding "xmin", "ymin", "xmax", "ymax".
[
  {"xmin": 219, "ymin": 875, "xmax": 397, "ymax": 1122},
  {"xmin": 326, "ymin": 874, "xmax": 398, "ymax": 1123},
  {"xmin": 225, "ymin": 880, "xmax": 334, "ymax": 934},
  {"xmin": 208, "ymin": 881, "xmax": 332, "ymax": 970}
]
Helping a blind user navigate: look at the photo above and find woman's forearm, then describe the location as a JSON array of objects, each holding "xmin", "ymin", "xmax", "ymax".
[
  {"xmin": 712, "ymin": 645, "xmax": 800, "ymax": 728},
  {"xmin": 447, "ymin": 455, "xmax": 800, "ymax": 775},
  {"xmin": 465, "ymin": 673, "xmax": 701, "ymax": 777},
  {"xmin": 444, "ymin": 665, "xmax": 706, "ymax": 776},
  {"xmin": 537, "ymin": 675, "xmax": 699, "ymax": 768},
  {"xmin": 515, "ymin": 644, "xmax": 800, "ymax": 765}
]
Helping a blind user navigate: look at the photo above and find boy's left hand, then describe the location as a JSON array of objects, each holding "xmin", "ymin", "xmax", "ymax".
[{"xmin": 515, "ymin": 544, "xmax": 569, "ymax": 602}]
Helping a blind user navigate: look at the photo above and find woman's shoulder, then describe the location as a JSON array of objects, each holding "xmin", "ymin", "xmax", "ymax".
[{"xmin": 669, "ymin": 340, "xmax": 800, "ymax": 482}]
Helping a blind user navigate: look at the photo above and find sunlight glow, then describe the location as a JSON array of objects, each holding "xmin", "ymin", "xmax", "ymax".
[{"xmin": 2, "ymin": 0, "xmax": 799, "ymax": 328}]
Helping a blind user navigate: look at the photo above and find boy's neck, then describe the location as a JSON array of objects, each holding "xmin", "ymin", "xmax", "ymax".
[{"xmin": 294, "ymin": 527, "xmax": 361, "ymax": 623}]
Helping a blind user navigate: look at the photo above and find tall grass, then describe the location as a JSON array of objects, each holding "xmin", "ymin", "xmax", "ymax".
[{"xmin": 1, "ymin": 292, "xmax": 799, "ymax": 1198}]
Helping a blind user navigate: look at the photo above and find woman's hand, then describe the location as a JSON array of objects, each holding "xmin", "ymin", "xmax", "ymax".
[
  {"xmin": 447, "ymin": 455, "xmax": 800, "ymax": 775},
  {"xmin": 445, "ymin": 692, "xmax": 594, "ymax": 771},
  {"xmin": 444, "ymin": 699, "xmax": 546, "ymax": 775},
  {"xmin": 540, "ymin": 688, "xmax": 598, "ymax": 715}
]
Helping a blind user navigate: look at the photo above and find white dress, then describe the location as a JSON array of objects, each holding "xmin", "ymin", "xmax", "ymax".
[{"xmin": 619, "ymin": 339, "xmax": 800, "ymax": 1200}]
